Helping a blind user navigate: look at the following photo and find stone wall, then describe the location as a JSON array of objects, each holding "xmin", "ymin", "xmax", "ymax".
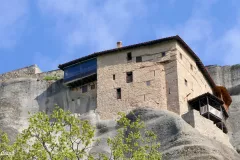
[
  {"xmin": 0, "ymin": 65, "xmax": 41, "ymax": 82},
  {"xmin": 182, "ymin": 109, "xmax": 232, "ymax": 148},
  {"xmin": 97, "ymin": 42, "xmax": 177, "ymax": 119},
  {"xmin": 176, "ymin": 43, "xmax": 213, "ymax": 115}
]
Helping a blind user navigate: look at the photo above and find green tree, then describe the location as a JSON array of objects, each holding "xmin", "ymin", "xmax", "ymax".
[
  {"xmin": 102, "ymin": 112, "xmax": 161, "ymax": 160},
  {"xmin": 0, "ymin": 108, "xmax": 161, "ymax": 160},
  {"xmin": 12, "ymin": 107, "xmax": 95, "ymax": 160},
  {"xmin": 0, "ymin": 130, "xmax": 12, "ymax": 160}
]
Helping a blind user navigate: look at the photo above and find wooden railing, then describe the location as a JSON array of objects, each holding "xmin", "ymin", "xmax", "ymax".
[{"xmin": 200, "ymin": 105, "xmax": 223, "ymax": 120}]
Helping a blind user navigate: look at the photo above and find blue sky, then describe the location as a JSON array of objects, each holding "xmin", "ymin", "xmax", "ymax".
[{"xmin": 1, "ymin": 0, "xmax": 240, "ymax": 74}]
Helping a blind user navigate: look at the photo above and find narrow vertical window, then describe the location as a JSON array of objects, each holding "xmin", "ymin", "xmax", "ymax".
[
  {"xmin": 116, "ymin": 88, "xmax": 121, "ymax": 99},
  {"xmin": 180, "ymin": 53, "xmax": 182, "ymax": 59},
  {"xmin": 146, "ymin": 81, "xmax": 151, "ymax": 86},
  {"xmin": 113, "ymin": 74, "xmax": 115, "ymax": 80},
  {"xmin": 127, "ymin": 52, "xmax": 132, "ymax": 61},
  {"xmin": 126, "ymin": 72, "xmax": 133, "ymax": 83},
  {"xmin": 82, "ymin": 85, "xmax": 88, "ymax": 93},
  {"xmin": 162, "ymin": 52, "xmax": 166, "ymax": 57},
  {"xmin": 136, "ymin": 56, "xmax": 142, "ymax": 63},
  {"xmin": 91, "ymin": 84, "xmax": 95, "ymax": 90},
  {"xmin": 185, "ymin": 79, "xmax": 188, "ymax": 86},
  {"xmin": 190, "ymin": 64, "xmax": 193, "ymax": 70}
]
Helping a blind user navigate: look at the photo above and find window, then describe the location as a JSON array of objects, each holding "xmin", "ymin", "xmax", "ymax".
[
  {"xmin": 82, "ymin": 85, "xmax": 88, "ymax": 93},
  {"xmin": 185, "ymin": 79, "xmax": 188, "ymax": 86},
  {"xmin": 136, "ymin": 56, "xmax": 142, "ymax": 63},
  {"xmin": 126, "ymin": 72, "xmax": 133, "ymax": 83},
  {"xmin": 116, "ymin": 88, "xmax": 121, "ymax": 99},
  {"xmin": 127, "ymin": 52, "xmax": 132, "ymax": 61},
  {"xmin": 190, "ymin": 64, "xmax": 193, "ymax": 70},
  {"xmin": 63, "ymin": 58, "xmax": 97, "ymax": 81},
  {"xmin": 162, "ymin": 52, "xmax": 166, "ymax": 57},
  {"xmin": 91, "ymin": 84, "xmax": 95, "ymax": 90},
  {"xmin": 180, "ymin": 53, "xmax": 182, "ymax": 59},
  {"xmin": 146, "ymin": 81, "xmax": 151, "ymax": 86},
  {"xmin": 113, "ymin": 74, "xmax": 115, "ymax": 80}
]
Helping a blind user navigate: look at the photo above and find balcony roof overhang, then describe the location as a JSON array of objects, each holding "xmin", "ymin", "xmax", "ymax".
[
  {"xmin": 188, "ymin": 92, "xmax": 228, "ymax": 118},
  {"xmin": 64, "ymin": 74, "xmax": 97, "ymax": 88}
]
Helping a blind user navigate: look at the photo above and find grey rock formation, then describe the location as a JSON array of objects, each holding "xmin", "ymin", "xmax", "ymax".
[
  {"xmin": 0, "ymin": 77, "xmax": 96, "ymax": 142},
  {"xmin": 207, "ymin": 65, "xmax": 240, "ymax": 153},
  {"xmin": 92, "ymin": 108, "xmax": 240, "ymax": 160},
  {"xmin": 0, "ymin": 64, "xmax": 240, "ymax": 159}
]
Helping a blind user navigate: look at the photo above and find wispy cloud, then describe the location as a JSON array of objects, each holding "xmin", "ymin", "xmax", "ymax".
[
  {"xmin": 156, "ymin": 0, "xmax": 240, "ymax": 66},
  {"xmin": 157, "ymin": 1, "xmax": 214, "ymax": 45},
  {"xmin": 37, "ymin": 0, "xmax": 146, "ymax": 52},
  {"xmin": 0, "ymin": 0, "xmax": 29, "ymax": 49},
  {"xmin": 206, "ymin": 26, "xmax": 240, "ymax": 65},
  {"xmin": 34, "ymin": 0, "xmax": 146, "ymax": 70}
]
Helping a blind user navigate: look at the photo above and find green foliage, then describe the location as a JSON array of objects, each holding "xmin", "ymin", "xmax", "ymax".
[
  {"xmin": 0, "ymin": 130, "xmax": 12, "ymax": 159},
  {"xmin": 43, "ymin": 75, "xmax": 60, "ymax": 81},
  {"xmin": 0, "ymin": 108, "xmax": 161, "ymax": 160},
  {"xmin": 13, "ymin": 106, "xmax": 94, "ymax": 160},
  {"xmin": 105, "ymin": 112, "xmax": 161, "ymax": 160}
]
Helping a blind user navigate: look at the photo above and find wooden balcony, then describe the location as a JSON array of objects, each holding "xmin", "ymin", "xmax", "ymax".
[
  {"xmin": 188, "ymin": 92, "xmax": 228, "ymax": 133},
  {"xmin": 200, "ymin": 105, "xmax": 223, "ymax": 121}
]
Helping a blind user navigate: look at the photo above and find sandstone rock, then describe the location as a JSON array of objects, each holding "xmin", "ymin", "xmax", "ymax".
[
  {"xmin": 91, "ymin": 108, "xmax": 240, "ymax": 160},
  {"xmin": 207, "ymin": 65, "xmax": 240, "ymax": 153}
]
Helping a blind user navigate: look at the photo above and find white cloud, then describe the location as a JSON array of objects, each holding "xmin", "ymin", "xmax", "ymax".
[
  {"xmin": 157, "ymin": 1, "xmax": 214, "ymax": 44},
  {"xmin": 0, "ymin": 0, "xmax": 29, "ymax": 49},
  {"xmin": 206, "ymin": 27, "xmax": 240, "ymax": 65},
  {"xmin": 37, "ymin": 0, "xmax": 146, "ymax": 52},
  {"xmin": 155, "ymin": 0, "xmax": 240, "ymax": 65}
]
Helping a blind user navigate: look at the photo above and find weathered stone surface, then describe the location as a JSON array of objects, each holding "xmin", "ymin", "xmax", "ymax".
[
  {"xmin": 0, "ymin": 77, "xmax": 97, "ymax": 141},
  {"xmin": 207, "ymin": 65, "xmax": 240, "ymax": 153},
  {"xmin": 92, "ymin": 108, "xmax": 240, "ymax": 160}
]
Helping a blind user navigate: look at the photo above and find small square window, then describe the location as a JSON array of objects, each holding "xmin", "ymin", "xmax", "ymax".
[
  {"xmin": 185, "ymin": 79, "xmax": 188, "ymax": 86},
  {"xmin": 113, "ymin": 74, "xmax": 115, "ymax": 80},
  {"xmin": 127, "ymin": 52, "xmax": 132, "ymax": 61},
  {"xmin": 190, "ymin": 64, "xmax": 193, "ymax": 70},
  {"xmin": 82, "ymin": 85, "xmax": 88, "ymax": 93},
  {"xmin": 126, "ymin": 72, "xmax": 133, "ymax": 83},
  {"xmin": 91, "ymin": 84, "xmax": 95, "ymax": 90},
  {"xmin": 180, "ymin": 53, "xmax": 182, "ymax": 59},
  {"xmin": 146, "ymin": 81, "xmax": 151, "ymax": 86},
  {"xmin": 136, "ymin": 56, "xmax": 142, "ymax": 63},
  {"xmin": 162, "ymin": 52, "xmax": 166, "ymax": 57},
  {"xmin": 116, "ymin": 88, "xmax": 121, "ymax": 99}
]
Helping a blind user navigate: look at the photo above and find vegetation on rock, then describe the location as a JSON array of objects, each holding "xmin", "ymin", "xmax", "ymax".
[
  {"xmin": 43, "ymin": 75, "xmax": 60, "ymax": 81},
  {"xmin": 0, "ymin": 107, "xmax": 161, "ymax": 160}
]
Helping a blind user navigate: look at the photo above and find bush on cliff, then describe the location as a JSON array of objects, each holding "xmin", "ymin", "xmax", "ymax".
[{"xmin": 0, "ymin": 107, "xmax": 161, "ymax": 160}]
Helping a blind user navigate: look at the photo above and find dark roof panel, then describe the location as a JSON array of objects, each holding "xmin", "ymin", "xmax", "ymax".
[{"xmin": 58, "ymin": 35, "xmax": 216, "ymax": 89}]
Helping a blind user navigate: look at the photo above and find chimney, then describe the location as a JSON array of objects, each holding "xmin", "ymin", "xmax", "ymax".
[{"xmin": 117, "ymin": 41, "xmax": 122, "ymax": 48}]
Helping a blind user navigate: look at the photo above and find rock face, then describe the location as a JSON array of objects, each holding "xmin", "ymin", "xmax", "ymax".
[
  {"xmin": 0, "ymin": 64, "xmax": 240, "ymax": 159},
  {"xmin": 92, "ymin": 108, "xmax": 240, "ymax": 160},
  {"xmin": 207, "ymin": 65, "xmax": 240, "ymax": 152}
]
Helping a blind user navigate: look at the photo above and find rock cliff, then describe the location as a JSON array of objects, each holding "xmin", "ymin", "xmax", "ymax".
[
  {"xmin": 0, "ymin": 64, "xmax": 240, "ymax": 159},
  {"xmin": 92, "ymin": 108, "xmax": 240, "ymax": 160},
  {"xmin": 207, "ymin": 64, "xmax": 240, "ymax": 153}
]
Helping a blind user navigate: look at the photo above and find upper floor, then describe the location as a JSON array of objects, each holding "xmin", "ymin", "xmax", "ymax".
[{"xmin": 58, "ymin": 35, "xmax": 232, "ymax": 123}]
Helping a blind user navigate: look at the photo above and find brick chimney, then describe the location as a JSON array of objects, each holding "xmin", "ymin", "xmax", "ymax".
[{"xmin": 117, "ymin": 41, "xmax": 122, "ymax": 48}]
